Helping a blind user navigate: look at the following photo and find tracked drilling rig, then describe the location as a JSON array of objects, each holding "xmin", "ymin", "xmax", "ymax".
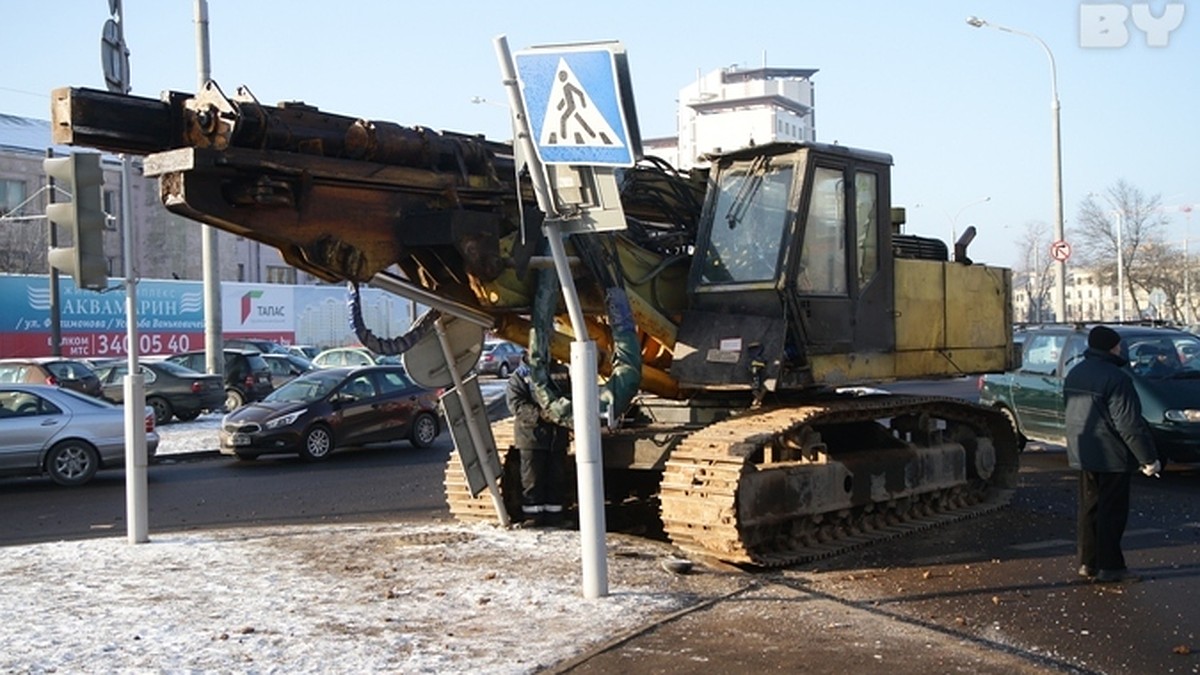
[{"xmin": 50, "ymin": 80, "xmax": 1016, "ymax": 566}]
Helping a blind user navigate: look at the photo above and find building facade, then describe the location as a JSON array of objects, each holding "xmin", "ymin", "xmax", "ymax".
[
  {"xmin": 1013, "ymin": 267, "xmax": 1171, "ymax": 324},
  {"xmin": 644, "ymin": 65, "xmax": 817, "ymax": 169}
]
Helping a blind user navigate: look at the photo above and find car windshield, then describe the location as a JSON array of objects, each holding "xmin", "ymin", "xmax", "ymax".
[
  {"xmin": 266, "ymin": 371, "xmax": 345, "ymax": 403},
  {"xmin": 1125, "ymin": 334, "xmax": 1200, "ymax": 379}
]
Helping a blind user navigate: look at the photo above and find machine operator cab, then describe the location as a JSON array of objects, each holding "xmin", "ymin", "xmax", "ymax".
[{"xmin": 673, "ymin": 142, "xmax": 897, "ymax": 392}]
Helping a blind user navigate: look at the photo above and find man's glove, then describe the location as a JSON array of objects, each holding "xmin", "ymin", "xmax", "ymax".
[{"xmin": 1140, "ymin": 460, "xmax": 1162, "ymax": 477}]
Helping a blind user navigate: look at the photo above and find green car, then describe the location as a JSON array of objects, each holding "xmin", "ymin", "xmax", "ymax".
[{"xmin": 979, "ymin": 324, "xmax": 1200, "ymax": 463}]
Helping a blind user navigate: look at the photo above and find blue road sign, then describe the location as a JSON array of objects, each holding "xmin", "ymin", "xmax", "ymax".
[{"xmin": 515, "ymin": 44, "xmax": 637, "ymax": 167}]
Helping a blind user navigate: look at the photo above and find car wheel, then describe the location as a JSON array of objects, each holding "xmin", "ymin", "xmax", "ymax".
[
  {"xmin": 46, "ymin": 440, "xmax": 100, "ymax": 486},
  {"xmin": 234, "ymin": 452, "xmax": 258, "ymax": 461},
  {"xmin": 410, "ymin": 412, "xmax": 439, "ymax": 448},
  {"xmin": 175, "ymin": 409, "xmax": 201, "ymax": 422},
  {"xmin": 147, "ymin": 396, "xmax": 173, "ymax": 425},
  {"xmin": 497, "ymin": 362, "xmax": 510, "ymax": 379},
  {"xmin": 999, "ymin": 406, "xmax": 1028, "ymax": 451},
  {"xmin": 225, "ymin": 389, "xmax": 245, "ymax": 411},
  {"xmin": 299, "ymin": 424, "xmax": 334, "ymax": 461}
]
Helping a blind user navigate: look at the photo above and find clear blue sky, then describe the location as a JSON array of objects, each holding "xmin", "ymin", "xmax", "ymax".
[{"xmin": 2, "ymin": 0, "xmax": 1196, "ymax": 269}]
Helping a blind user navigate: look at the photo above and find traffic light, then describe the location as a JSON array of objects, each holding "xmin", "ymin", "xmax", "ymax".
[{"xmin": 44, "ymin": 153, "xmax": 108, "ymax": 290}]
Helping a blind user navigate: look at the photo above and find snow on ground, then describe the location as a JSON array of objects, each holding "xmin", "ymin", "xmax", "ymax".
[
  {"xmin": 3, "ymin": 378, "xmax": 746, "ymax": 672},
  {"xmin": 0, "ymin": 521, "xmax": 742, "ymax": 673},
  {"xmin": 154, "ymin": 411, "xmax": 224, "ymax": 455}
]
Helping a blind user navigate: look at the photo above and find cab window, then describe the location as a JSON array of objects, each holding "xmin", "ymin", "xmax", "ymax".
[
  {"xmin": 798, "ymin": 167, "xmax": 847, "ymax": 295},
  {"xmin": 699, "ymin": 156, "xmax": 795, "ymax": 285},
  {"xmin": 854, "ymin": 171, "xmax": 878, "ymax": 290}
]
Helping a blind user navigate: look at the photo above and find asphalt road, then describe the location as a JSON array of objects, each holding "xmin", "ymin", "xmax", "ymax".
[{"xmin": 0, "ymin": 437, "xmax": 456, "ymax": 546}]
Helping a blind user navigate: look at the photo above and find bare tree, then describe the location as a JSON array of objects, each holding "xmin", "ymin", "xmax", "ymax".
[
  {"xmin": 1134, "ymin": 240, "xmax": 1190, "ymax": 322},
  {"xmin": 1012, "ymin": 220, "xmax": 1054, "ymax": 322},
  {"xmin": 1074, "ymin": 179, "xmax": 1170, "ymax": 318},
  {"xmin": 0, "ymin": 217, "xmax": 50, "ymax": 274}
]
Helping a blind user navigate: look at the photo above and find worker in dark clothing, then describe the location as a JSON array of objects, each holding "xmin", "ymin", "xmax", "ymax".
[
  {"xmin": 1064, "ymin": 325, "xmax": 1161, "ymax": 584},
  {"xmin": 505, "ymin": 361, "xmax": 570, "ymax": 527}
]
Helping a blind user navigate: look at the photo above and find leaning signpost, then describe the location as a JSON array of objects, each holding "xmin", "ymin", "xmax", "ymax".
[{"xmin": 495, "ymin": 36, "xmax": 641, "ymax": 599}]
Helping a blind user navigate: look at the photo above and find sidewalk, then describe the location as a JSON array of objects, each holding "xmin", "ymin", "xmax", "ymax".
[{"xmin": 0, "ymin": 518, "xmax": 1060, "ymax": 674}]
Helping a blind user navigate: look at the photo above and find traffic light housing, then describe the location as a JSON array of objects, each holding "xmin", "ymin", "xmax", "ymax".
[{"xmin": 44, "ymin": 153, "xmax": 108, "ymax": 290}]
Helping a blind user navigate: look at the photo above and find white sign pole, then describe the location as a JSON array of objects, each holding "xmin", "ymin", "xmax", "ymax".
[{"xmin": 494, "ymin": 35, "xmax": 608, "ymax": 599}]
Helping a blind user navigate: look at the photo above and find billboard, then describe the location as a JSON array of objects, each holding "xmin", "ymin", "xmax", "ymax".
[{"xmin": 0, "ymin": 275, "xmax": 418, "ymax": 358}]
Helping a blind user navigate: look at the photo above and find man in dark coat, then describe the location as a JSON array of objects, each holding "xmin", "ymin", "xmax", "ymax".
[
  {"xmin": 505, "ymin": 362, "xmax": 570, "ymax": 527},
  {"xmin": 1064, "ymin": 325, "xmax": 1161, "ymax": 583}
]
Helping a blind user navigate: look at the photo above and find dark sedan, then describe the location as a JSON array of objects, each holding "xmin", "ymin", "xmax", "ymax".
[
  {"xmin": 477, "ymin": 340, "xmax": 525, "ymax": 378},
  {"xmin": 219, "ymin": 365, "xmax": 441, "ymax": 461},
  {"xmin": 163, "ymin": 349, "xmax": 274, "ymax": 410},
  {"xmin": 93, "ymin": 360, "xmax": 226, "ymax": 425}
]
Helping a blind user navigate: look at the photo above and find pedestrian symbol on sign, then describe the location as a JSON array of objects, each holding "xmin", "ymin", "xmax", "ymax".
[
  {"xmin": 514, "ymin": 42, "xmax": 640, "ymax": 167},
  {"xmin": 541, "ymin": 59, "xmax": 623, "ymax": 149}
]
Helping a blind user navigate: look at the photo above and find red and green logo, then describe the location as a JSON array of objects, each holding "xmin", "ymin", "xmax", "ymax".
[{"xmin": 240, "ymin": 290, "xmax": 263, "ymax": 324}]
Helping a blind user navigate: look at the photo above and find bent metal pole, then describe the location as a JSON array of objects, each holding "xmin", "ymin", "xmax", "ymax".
[{"xmin": 494, "ymin": 34, "xmax": 609, "ymax": 599}]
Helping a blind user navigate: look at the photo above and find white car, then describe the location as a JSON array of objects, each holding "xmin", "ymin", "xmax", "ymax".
[
  {"xmin": 311, "ymin": 347, "xmax": 401, "ymax": 369},
  {"xmin": 0, "ymin": 384, "xmax": 159, "ymax": 486}
]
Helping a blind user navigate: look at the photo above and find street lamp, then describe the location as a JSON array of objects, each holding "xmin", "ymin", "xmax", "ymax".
[
  {"xmin": 1114, "ymin": 207, "xmax": 1126, "ymax": 323},
  {"xmin": 1181, "ymin": 205, "xmax": 1195, "ymax": 323},
  {"xmin": 1088, "ymin": 192, "xmax": 1126, "ymax": 322},
  {"xmin": 967, "ymin": 16, "xmax": 1065, "ymax": 322},
  {"xmin": 949, "ymin": 195, "xmax": 991, "ymax": 245}
]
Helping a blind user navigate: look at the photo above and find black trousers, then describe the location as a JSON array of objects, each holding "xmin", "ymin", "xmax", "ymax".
[
  {"xmin": 519, "ymin": 446, "xmax": 565, "ymax": 517},
  {"xmin": 1077, "ymin": 470, "xmax": 1132, "ymax": 572}
]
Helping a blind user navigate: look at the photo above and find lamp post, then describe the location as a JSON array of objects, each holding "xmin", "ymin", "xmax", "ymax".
[
  {"xmin": 967, "ymin": 16, "xmax": 1065, "ymax": 322},
  {"xmin": 1183, "ymin": 205, "xmax": 1194, "ymax": 323},
  {"xmin": 949, "ymin": 195, "xmax": 991, "ymax": 245},
  {"xmin": 1115, "ymin": 208, "xmax": 1125, "ymax": 322},
  {"xmin": 1093, "ymin": 194, "xmax": 1126, "ymax": 323}
]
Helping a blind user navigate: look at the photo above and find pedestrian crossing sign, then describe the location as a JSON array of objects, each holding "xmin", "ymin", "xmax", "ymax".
[{"xmin": 515, "ymin": 42, "xmax": 641, "ymax": 167}]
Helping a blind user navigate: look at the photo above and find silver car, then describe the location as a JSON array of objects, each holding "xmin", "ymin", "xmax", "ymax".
[{"xmin": 0, "ymin": 384, "xmax": 159, "ymax": 486}]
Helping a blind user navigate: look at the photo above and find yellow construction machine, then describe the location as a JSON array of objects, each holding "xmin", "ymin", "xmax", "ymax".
[{"xmin": 50, "ymin": 80, "xmax": 1016, "ymax": 566}]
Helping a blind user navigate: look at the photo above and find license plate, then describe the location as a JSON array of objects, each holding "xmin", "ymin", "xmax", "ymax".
[{"xmin": 231, "ymin": 433, "xmax": 251, "ymax": 446}]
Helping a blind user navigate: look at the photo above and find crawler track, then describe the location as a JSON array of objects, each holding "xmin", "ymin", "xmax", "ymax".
[
  {"xmin": 446, "ymin": 396, "xmax": 1019, "ymax": 568},
  {"xmin": 659, "ymin": 395, "xmax": 1019, "ymax": 567}
]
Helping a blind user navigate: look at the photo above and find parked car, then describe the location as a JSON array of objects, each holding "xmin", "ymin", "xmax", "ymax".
[
  {"xmin": 92, "ymin": 360, "xmax": 225, "ymax": 425},
  {"xmin": 979, "ymin": 323, "xmax": 1200, "ymax": 462},
  {"xmin": 223, "ymin": 338, "xmax": 291, "ymax": 355},
  {"xmin": 477, "ymin": 340, "xmax": 525, "ymax": 378},
  {"xmin": 0, "ymin": 384, "xmax": 158, "ymax": 486},
  {"xmin": 163, "ymin": 349, "xmax": 274, "ymax": 411},
  {"xmin": 311, "ymin": 347, "xmax": 401, "ymax": 369},
  {"xmin": 287, "ymin": 344, "xmax": 320, "ymax": 361},
  {"xmin": 219, "ymin": 365, "xmax": 440, "ymax": 461},
  {"xmin": 0, "ymin": 357, "xmax": 103, "ymax": 399},
  {"xmin": 262, "ymin": 353, "xmax": 315, "ymax": 388}
]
